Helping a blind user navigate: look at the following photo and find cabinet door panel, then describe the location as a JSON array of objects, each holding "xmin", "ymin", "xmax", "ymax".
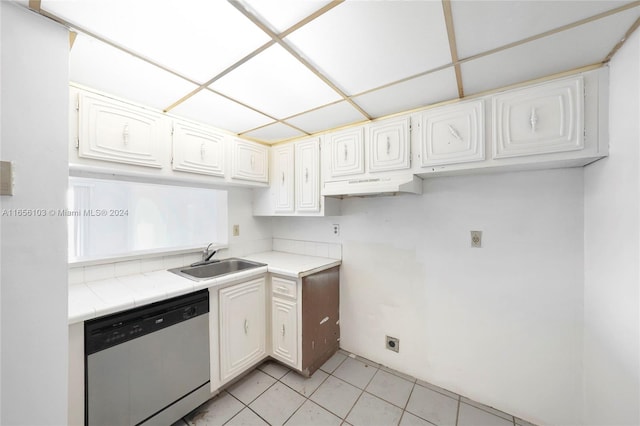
[
  {"xmin": 493, "ymin": 76, "xmax": 584, "ymax": 158},
  {"xmin": 78, "ymin": 92, "xmax": 164, "ymax": 168},
  {"xmin": 295, "ymin": 139, "xmax": 320, "ymax": 212},
  {"xmin": 219, "ymin": 277, "xmax": 266, "ymax": 383},
  {"xmin": 172, "ymin": 122, "xmax": 226, "ymax": 176},
  {"xmin": 328, "ymin": 128, "xmax": 364, "ymax": 178},
  {"xmin": 273, "ymin": 145, "xmax": 295, "ymax": 213},
  {"xmin": 368, "ymin": 117, "xmax": 411, "ymax": 172},
  {"xmin": 271, "ymin": 297, "xmax": 298, "ymax": 367},
  {"xmin": 420, "ymin": 100, "xmax": 484, "ymax": 166},
  {"xmin": 231, "ymin": 139, "xmax": 268, "ymax": 182}
]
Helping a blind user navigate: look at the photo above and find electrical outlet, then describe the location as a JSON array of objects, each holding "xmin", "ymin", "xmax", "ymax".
[
  {"xmin": 233, "ymin": 224, "xmax": 240, "ymax": 237},
  {"xmin": 386, "ymin": 336, "xmax": 399, "ymax": 353},
  {"xmin": 471, "ymin": 230, "xmax": 482, "ymax": 248},
  {"xmin": 332, "ymin": 224, "xmax": 340, "ymax": 236}
]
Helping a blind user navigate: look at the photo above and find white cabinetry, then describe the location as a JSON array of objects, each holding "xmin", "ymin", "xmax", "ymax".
[
  {"xmin": 368, "ymin": 116, "xmax": 411, "ymax": 172},
  {"xmin": 493, "ymin": 76, "xmax": 584, "ymax": 158},
  {"xmin": 419, "ymin": 100, "xmax": 484, "ymax": 167},
  {"xmin": 271, "ymin": 276, "xmax": 298, "ymax": 367},
  {"xmin": 327, "ymin": 128, "xmax": 365, "ymax": 179},
  {"xmin": 295, "ymin": 139, "xmax": 320, "ymax": 212},
  {"xmin": 230, "ymin": 139, "xmax": 269, "ymax": 183},
  {"xmin": 77, "ymin": 91, "xmax": 165, "ymax": 168},
  {"xmin": 253, "ymin": 138, "xmax": 340, "ymax": 216},
  {"xmin": 218, "ymin": 277, "xmax": 266, "ymax": 384},
  {"xmin": 272, "ymin": 144, "xmax": 295, "ymax": 213},
  {"xmin": 172, "ymin": 121, "xmax": 226, "ymax": 176}
]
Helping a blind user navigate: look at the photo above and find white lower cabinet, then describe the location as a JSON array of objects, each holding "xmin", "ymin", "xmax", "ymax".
[
  {"xmin": 218, "ymin": 277, "xmax": 266, "ymax": 384},
  {"xmin": 271, "ymin": 296, "xmax": 298, "ymax": 366}
]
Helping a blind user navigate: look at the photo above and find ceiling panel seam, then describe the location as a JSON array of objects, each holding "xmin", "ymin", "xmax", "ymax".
[
  {"xmin": 227, "ymin": 0, "xmax": 372, "ymax": 121},
  {"xmin": 441, "ymin": 0, "xmax": 464, "ymax": 98},
  {"xmin": 603, "ymin": 16, "xmax": 640, "ymax": 63}
]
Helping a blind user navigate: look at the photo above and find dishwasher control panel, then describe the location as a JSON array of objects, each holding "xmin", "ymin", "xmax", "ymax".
[{"xmin": 85, "ymin": 289, "xmax": 209, "ymax": 355}]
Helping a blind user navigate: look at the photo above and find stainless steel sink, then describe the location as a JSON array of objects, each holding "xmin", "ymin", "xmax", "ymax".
[{"xmin": 169, "ymin": 258, "xmax": 266, "ymax": 281}]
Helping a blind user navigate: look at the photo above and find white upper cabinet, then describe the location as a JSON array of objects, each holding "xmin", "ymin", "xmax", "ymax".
[
  {"xmin": 272, "ymin": 144, "xmax": 295, "ymax": 213},
  {"xmin": 172, "ymin": 121, "xmax": 226, "ymax": 176},
  {"xmin": 419, "ymin": 100, "xmax": 485, "ymax": 167},
  {"xmin": 492, "ymin": 76, "xmax": 584, "ymax": 158},
  {"xmin": 368, "ymin": 116, "xmax": 411, "ymax": 172},
  {"xmin": 78, "ymin": 91, "xmax": 165, "ymax": 168},
  {"xmin": 230, "ymin": 139, "xmax": 269, "ymax": 183},
  {"xmin": 295, "ymin": 139, "xmax": 320, "ymax": 212},
  {"xmin": 328, "ymin": 127, "xmax": 365, "ymax": 179}
]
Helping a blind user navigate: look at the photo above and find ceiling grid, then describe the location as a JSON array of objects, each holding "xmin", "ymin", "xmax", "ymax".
[{"xmin": 31, "ymin": 0, "xmax": 640, "ymax": 144}]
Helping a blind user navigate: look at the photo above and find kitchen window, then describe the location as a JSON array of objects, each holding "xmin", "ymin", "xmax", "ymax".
[{"xmin": 67, "ymin": 177, "xmax": 228, "ymax": 262}]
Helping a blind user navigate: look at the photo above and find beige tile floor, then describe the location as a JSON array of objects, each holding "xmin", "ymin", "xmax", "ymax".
[{"xmin": 175, "ymin": 350, "xmax": 537, "ymax": 426}]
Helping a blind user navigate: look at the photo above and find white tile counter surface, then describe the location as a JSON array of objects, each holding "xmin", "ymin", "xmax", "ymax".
[{"xmin": 68, "ymin": 251, "xmax": 340, "ymax": 324}]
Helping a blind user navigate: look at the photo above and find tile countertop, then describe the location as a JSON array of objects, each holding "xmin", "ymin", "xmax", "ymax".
[{"xmin": 68, "ymin": 251, "xmax": 341, "ymax": 324}]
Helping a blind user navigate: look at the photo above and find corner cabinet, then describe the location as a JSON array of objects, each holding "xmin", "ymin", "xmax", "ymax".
[
  {"xmin": 492, "ymin": 76, "xmax": 584, "ymax": 158},
  {"xmin": 172, "ymin": 121, "xmax": 226, "ymax": 177},
  {"xmin": 230, "ymin": 139, "xmax": 269, "ymax": 183},
  {"xmin": 77, "ymin": 91, "xmax": 166, "ymax": 168},
  {"xmin": 253, "ymin": 138, "xmax": 340, "ymax": 216},
  {"xmin": 218, "ymin": 277, "xmax": 266, "ymax": 384},
  {"xmin": 269, "ymin": 267, "xmax": 340, "ymax": 377}
]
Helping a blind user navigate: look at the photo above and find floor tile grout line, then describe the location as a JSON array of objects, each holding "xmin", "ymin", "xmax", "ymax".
[
  {"xmin": 338, "ymin": 362, "xmax": 382, "ymax": 423},
  {"xmin": 396, "ymin": 380, "xmax": 418, "ymax": 426},
  {"xmin": 279, "ymin": 369, "xmax": 334, "ymax": 425},
  {"xmin": 455, "ymin": 394, "xmax": 461, "ymax": 426}
]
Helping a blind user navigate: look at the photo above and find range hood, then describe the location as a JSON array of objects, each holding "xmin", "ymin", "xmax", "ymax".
[{"xmin": 322, "ymin": 175, "xmax": 423, "ymax": 198}]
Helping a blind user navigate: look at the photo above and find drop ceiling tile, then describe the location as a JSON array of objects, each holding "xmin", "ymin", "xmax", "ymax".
[
  {"xmin": 461, "ymin": 8, "xmax": 640, "ymax": 95},
  {"xmin": 285, "ymin": 101, "xmax": 366, "ymax": 134},
  {"xmin": 70, "ymin": 34, "xmax": 198, "ymax": 111},
  {"xmin": 242, "ymin": 122, "xmax": 306, "ymax": 144},
  {"xmin": 286, "ymin": 1, "xmax": 451, "ymax": 96},
  {"xmin": 170, "ymin": 89, "xmax": 273, "ymax": 134},
  {"xmin": 353, "ymin": 68, "xmax": 459, "ymax": 118},
  {"xmin": 42, "ymin": 0, "xmax": 270, "ymax": 83},
  {"xmin": 210, "ymin": 44, "xmax": 341, "ymax": 119},
  {"xmin": 453, "ymin": 0, "xmax": 636, "ymax": 59},
  {"xmin": 241, "ymin": 0, "xmax": 332, "ymax": 33}
]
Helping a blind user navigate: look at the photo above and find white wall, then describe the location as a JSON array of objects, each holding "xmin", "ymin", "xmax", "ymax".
[
  {"xmin": 583, "ymin": 29, "xmax": 640, "ymax": 426},
  {"xmin": 273, "ymin": 168, "xmax": 585, "ymax": 425},
  {"xmin": 0, "ymin": 3, "xmax": 69, "ymax": 425}
]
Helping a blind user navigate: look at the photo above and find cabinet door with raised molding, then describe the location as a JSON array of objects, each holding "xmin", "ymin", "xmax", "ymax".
[
  {"xmin": 172, "ymin": 121, "xmax": 226, "ymax": 176},
  {"xmin": 231, "ymin": 139, "xmax": 269, "ymax": 183},
  {"xmin": 368, "ymin": 117, "xmax": 411, "ymax": 172},
  {"xmin": 420, "ymin": 100, "xmax": 485, "ymax": 167},
  {"xmin": 492, "ymin": 76, "xmax": 584, "ymax": 158},
  {"xmin": 271, "ymin": 297, "xmax": 298, "ymax": 367},
  {"xmin": 78, "ymin": 92, "xmax": 164, "ymax": 168},
  {"xmin": 273, "ymin": 144, "xmax": 295, "ymax": 213},
  {"xmin": 295, "ymin": 138, "xmax": 320, "ymax": 212},
  {"xmin": 219, "ymin": 277, "xmax": 266, "ymax": 383},
  {"xmin": 328, "ymin": 128, "xmax": 364, "ymax": 179}
]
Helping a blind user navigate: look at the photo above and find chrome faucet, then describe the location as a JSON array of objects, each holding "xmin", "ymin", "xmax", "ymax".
[{"xmin": 190, "ymin": 243, "xmax": 218, "ymax": 267}]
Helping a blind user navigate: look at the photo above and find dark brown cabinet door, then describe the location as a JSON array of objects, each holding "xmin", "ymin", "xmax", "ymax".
[{"xmin": 301, "ymin": 266, "xmax": 340, "ymax": 376}]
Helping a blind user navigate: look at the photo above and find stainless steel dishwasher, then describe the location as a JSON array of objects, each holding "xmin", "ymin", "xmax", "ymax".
[{"xmin": 85, "ymin": 289, "xmax": 211, "ymax": 426}]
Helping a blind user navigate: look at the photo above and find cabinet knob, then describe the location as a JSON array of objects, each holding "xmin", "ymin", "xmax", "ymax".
[
  {"xmin": 386, "ymin": 136, "xmax": 391, "ymax": 155},
  {"xmin": 250, "ymin": 155, "xmax": 255, "ymax": 170},
  {"xmin": 244, "ymin": 319, "xmax": 249, "ymax": 335},
  {"xmin": 123, "ymin": 123, "xmax": 130, "ymax": 145},
  {"xmin": 281, "ymin": 324, "xmax": 285, "ymax": 337},
  {"xmin": 200, "ymin": 143, "xmax": 206, "ymax": 159},
  {"xmin": 344, "ymin": 144, "xmax": 348, "ymax": 161},
  {"xmin": 305, "ymin": 168, "xmax": 309, "ymax": 183},
  {"xmin": 281, "ymin": 172, "xmax": 285, "ymax": 185}
]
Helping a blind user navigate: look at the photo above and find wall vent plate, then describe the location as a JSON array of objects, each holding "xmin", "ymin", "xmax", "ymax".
[{"xmin": 386, "ymin": 336, "xmax": 399, "ymax": 353}]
